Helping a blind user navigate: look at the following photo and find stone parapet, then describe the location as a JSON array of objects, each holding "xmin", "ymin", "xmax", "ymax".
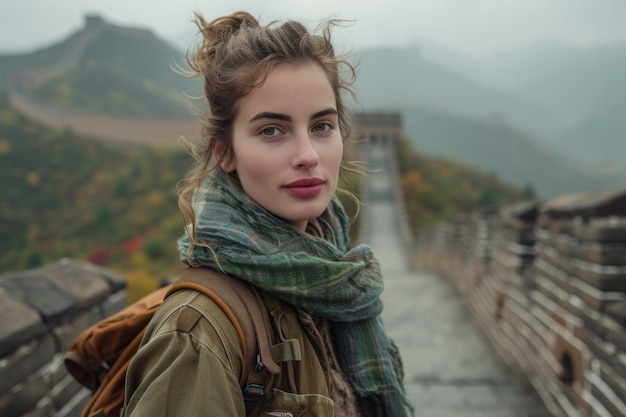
[
  {"xmin": 412, "ymin": 187, "xmax": 626, "ymax": 417},
  {"xmin": 0, "ymin": 259, "xmax": 127, "ymax": 417}
]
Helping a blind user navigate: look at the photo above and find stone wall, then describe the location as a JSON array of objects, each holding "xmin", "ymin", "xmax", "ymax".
[
  {"xmin": 8, "ymin": 87, "xmax": 198, "ymax": 147},
  {"xmin": 354, "ymin": 114, "xmax": 412, "ymax": 252},
  {"xmin": 351, "ymin": 112, "xmax": 403, "ymax": 144},
  {"xmin": 0, "ymin": 259, "xmax": 127, "ymax": 417},
  {"xmin": 412, "ymin": 188, "xmax": 626, "ymax": 417}
]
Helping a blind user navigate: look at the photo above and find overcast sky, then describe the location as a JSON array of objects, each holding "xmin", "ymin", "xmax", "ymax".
[{"xmin": 2, "ymin": 0, "xmax": 626, "ymax": 56}]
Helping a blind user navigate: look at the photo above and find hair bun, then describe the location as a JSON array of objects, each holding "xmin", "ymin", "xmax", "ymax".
[{"xmin": 205, "ymin": 11, "xmax": 259, "ymax": 44}]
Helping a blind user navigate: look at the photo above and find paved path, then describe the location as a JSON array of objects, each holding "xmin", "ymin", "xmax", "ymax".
[{"xmin": 363, "ymin": 142, "xmax": 552, "ymax": 417}]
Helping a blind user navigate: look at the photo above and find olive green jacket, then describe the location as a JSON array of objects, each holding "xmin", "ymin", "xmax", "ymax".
[{"xmin": 123, "ymin": 288, "xmax": 341, "ymax": 416}]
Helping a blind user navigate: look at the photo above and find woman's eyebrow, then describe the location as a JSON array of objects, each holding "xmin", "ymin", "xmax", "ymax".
[
  {"xmin": 249, "ymin": 108, "xmax": 338, "ymax": 123},
  {"xmin": 312, "ymin": 108, "xmax": 338, "ymax": 119},
  {"xmin": 249, "ymin": 112, "xmax": 291, "ymax": 123}
]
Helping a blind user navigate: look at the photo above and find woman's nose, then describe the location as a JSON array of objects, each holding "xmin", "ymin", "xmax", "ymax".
[{"xmin": 293, "ymin": 132, "xmax": 319, "ymax": 168}]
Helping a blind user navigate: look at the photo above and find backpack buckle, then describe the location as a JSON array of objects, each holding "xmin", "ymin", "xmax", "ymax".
[
  {"xmin": 243, "ymin": 383, "xmax": 265, "ymax": 402},
  {"xmin": 255, "ymin": 354, "xmax": 265, "ymax": 371}
]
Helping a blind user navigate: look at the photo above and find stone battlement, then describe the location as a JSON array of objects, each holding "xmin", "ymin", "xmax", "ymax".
[
  {"xmin": 412, "ymin": 187, "xmax": 626, "ymax": 417},
  {"xmin": 0, "ymin": 259, "xmax": 127, "ymax": 417}
]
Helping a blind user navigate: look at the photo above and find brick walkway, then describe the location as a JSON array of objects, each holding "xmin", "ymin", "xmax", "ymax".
[{"xmin": 363, "ymin": 142, "xmax": 552, "ymax": 416}]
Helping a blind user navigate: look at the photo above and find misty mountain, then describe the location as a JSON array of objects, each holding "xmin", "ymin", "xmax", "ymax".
[
  {"xmin": 415, "ymin": 38, "xmax": 626, "ymax": 126},
  {"xmin": 0, "ymin": 35, "xmax": 85, "ymax": 89},
  {"xmin": 417, "ymin": 39, "xmax": 582, "ymax": 94},
  {"xmin": 412, "ymin": 39, "xmax": 626, "ymax": 169},
  {"xmin": 353, "ymin": 47, "xmax": 561, "ymax": 139},
  {"xmin": 1, "ymin": 16, "xmax": 624, "ymax": 200},
  {"xmin": 395, "ymin": 104, "xmax": 626, "ymax": 198},
  {"xmin": 520, "ymin": 43, "xmax": 626, "ymax": 130},
  {"xmin": 553, "ymin": 96, "xmax": 626, "ymax": 169},
  {"xmin": 0, "ymin": 15, "xmax": 195, "ymax": 117}
]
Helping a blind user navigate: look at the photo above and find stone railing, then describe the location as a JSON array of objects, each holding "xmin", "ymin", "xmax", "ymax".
[
  {"xmin": 412, "ymin": 188, "xmax": 626, "ymax": 417},
  {"xmin": 0, "ymin": 259, "xmax": 127, "ymax": 417}
]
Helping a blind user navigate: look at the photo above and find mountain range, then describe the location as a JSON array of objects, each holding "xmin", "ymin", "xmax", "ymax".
[
  {"xmin": 1, "ymin": 15, "xmax": 625, "ymax": 199},
  {"xmin": 352, "ymin": 41, "xmax": 626, "ymax": 197},
  {"xmin": 412, "ymin": 39, "xmax": 626, "ymax": 168}
]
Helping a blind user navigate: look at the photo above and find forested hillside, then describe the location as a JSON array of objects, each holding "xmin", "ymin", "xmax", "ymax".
[
  {"xmin": 394, "ymin": 136, "xmax": 531, "ymax": 234},
  {"xmin": 35, "ymin": 24, "xmax": 196, "ymax": 117},
  {"xmin": 0, "ymin": 92, "xmax": 528, "ymax": 299},
  {"xmin": 0, "ymin": 94, "xmax": 192, "ymax": 298}
]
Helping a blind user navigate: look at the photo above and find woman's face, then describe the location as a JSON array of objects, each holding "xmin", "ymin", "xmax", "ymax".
[{"xmin": 226, "ymin": 62, "xmax": 343, "ymax": 232}]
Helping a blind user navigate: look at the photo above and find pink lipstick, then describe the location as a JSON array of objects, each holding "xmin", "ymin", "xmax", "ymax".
[{"xmin": 283, "ymin": 178, "xmax": 324, "ymax": 198}]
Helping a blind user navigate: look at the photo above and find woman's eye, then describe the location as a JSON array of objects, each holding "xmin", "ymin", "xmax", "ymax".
[
  {"xmin": 260, "ymin": 126, "xmax": 281, "ymax": 137},
  {"xmin": 313, "ymin": 122, "xmax": 332, "ymax": 133}
]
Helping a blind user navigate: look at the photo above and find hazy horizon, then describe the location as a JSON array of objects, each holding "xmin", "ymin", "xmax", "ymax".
[{"xmin": 2, "ymin": 0, "xmax": 626, "ymax": 57}]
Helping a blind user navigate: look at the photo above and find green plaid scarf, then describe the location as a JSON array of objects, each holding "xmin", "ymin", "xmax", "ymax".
[{"xmin": 178, "ymin": 172, "xmax": 413, "ymax": 416}]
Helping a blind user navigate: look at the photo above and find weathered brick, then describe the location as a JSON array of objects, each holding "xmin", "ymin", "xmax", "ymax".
[
  {"xmin": 582, "ymin": 243, "xmax": 626, "ymax": 266},
  {"xmin": 43, "ymin": 259, "xmax": 111, "ymax": 311},
  {"xmin": 606, "ymin": 299, "xmax": 626, "ymax": 327},
  {"xmin": 43, "ymin": 354, "xmax": 66, "ymax": 388},
  {"xmin": 551, "ymin": 234, "xmax": 626, "ymax": 266},
  {"xmin": 553, "ymin": 331, "xmax": 586, "ymax": 388},
  {"xmin": 60, "ymin": 377, "xmax": 85, "ymax": 408},
  {"xmin": 50, "ymin": 374, "xmax": 82, "ymax": 411},
  {"xmin": 81, "ymin": 260, "xmax": 126, "ymax": 292},
  {"xmin": 574, "ymin": 222, "xmax": 626, "ymax": 244},
  {"xmin": 55, "ymin": 387, "xmax": 90, "ymax": 417},
  {"xmin": 539, "ymin": 247, "xmax": 626, "ymax": 292},
  {"xmin": 499, "ymin": 200, "xmax": 539, "ymax": 223},
  {"xmin": 582, "ymin": 310, "xmax": 605, "ymax": 340},
  {"xmin": 587, "ymin": 332, "xmax": 626, "ymax": 377},
  {"xmin": 599, "ymin": 362, "xmax": 626, "ymax": 408},
  {"xmin": 0, "ymin": 375, "xmax": 47, "ymax": 417},
  {"xmin": 577, "ymin": 266, "xmax": 626, "ymax": 292},
  {"xmin": 101, "ymin": 290, "xmax": 128, "ymax": 317},
  {"xmin": 573, "ymin": 279, "xmax": 626, "ymax": 313},
  {"xmin": 53, "ymin": 311, "xmax": 101, "ymax": 352},
  {"xmin": 606, "ymin": 322, "xmax": 626, "ymax": 353},
  {"xmin": 541, "ymin": 189, "xmax": 626, "ymax": 220},
  {"xmin": 0, "ymin": 270, "xmax": 78, "ymax": 326},
  {"xmin": 586, "ymin": 332, "xmax": 614, "ymax": 366},
  {"xmin": 21, "ymin": 397, "xmax": 54, "ymax": 417},
  {"xmin": 0, "ymin": 291, "xmax": 46, "ymax": 358},
  {"xmin": 537, "ymin": 249, "xmax": 578, "ymax": 280},
  {"xmin": 534, "ymin": 258, "xmax": 577, "ymax": 296},
  {"xmin": 0, "ymin": 336, "xmax": 55, "ymax": 395},
  {"xmin": 538, "ymin": 192, "xmax": 592, "ymax": 222},
  {"xmin": 588, "ymin": 372, "xmax": 626, "ymax": 417}
]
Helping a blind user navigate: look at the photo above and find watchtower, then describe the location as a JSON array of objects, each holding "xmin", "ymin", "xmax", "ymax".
[{"xmin": 351, "ymin": 112, "xmax": 402, "ymax": 143}]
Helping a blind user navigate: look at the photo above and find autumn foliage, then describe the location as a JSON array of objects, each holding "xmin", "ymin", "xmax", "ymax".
[{"xmin": 394, "ymin": 136, "xmax": 531, "ymax": 235}]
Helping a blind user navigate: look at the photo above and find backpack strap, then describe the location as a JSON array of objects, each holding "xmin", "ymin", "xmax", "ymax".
[
  {"xmin": 66, "ymin": 286, "xmax": 171, "ymax": 417},
  {"xmin": 165, "ymin": 267, "xmax": 281, "ymax": 407}
]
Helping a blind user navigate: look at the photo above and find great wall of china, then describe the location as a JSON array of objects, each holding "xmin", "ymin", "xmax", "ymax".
[
  {"xmin": 2, "ymin": 16, "xmax": 626, "ymax": 417},
  {"xmin": 5, "ymin": 15, "xmax": 199, "ymax": 148}
]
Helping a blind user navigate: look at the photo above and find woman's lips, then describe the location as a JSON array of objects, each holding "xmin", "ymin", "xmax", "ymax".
[{"xmin": 283, "ymin": 178, "xmax": 324, "ymax": 198}]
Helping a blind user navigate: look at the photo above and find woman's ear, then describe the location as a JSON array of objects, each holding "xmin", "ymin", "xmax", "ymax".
[{"xmin": 213, "ymin": 142, "xmax": 235, "ymax": 172}]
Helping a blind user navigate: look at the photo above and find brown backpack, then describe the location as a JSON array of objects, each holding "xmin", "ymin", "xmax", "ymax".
[{"xmin": 64, "ymin": 267, "xmax": 280, "ymax": 417}]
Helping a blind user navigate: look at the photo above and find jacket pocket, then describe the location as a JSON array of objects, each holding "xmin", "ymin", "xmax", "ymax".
[{"xmin": 259, "ymin": 388, "xmax": 334, "ymax": 417}]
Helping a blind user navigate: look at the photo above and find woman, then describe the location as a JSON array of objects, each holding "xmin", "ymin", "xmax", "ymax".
[{"xmin": 123, "ymin": 11, "xmax": 412, "ymax": 417}]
